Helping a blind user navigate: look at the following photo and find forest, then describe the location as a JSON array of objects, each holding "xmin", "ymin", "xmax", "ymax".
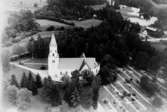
[{"xmin": 34, "ymin": 0, "xmax": 106, "ymax": 20}]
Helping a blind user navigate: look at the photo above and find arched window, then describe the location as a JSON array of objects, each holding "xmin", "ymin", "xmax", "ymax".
[
  {"xmin": 52, "ymin": 53, "xmax": 55, "ymax": 56},
  {"xmin": 52, "ymin": 60, "xmax": 55, "ymax": 63}
]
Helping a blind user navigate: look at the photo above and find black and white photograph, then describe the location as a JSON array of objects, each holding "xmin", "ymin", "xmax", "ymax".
[{"xmin": 1, "ymin": 0, "xmax": 167, "ymax": 112}]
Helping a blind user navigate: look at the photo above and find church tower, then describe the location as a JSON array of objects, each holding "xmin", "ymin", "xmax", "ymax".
[{"xmin": 48, "ymin": 34, "xmax": 60, "ymax": 81}]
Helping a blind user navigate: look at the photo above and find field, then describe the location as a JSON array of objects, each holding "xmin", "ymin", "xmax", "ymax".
[{"xmin": 151, "ymin": 40, "xmax": 167, "ymax": 52}]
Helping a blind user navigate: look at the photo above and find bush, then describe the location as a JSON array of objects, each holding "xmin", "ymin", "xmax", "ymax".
[
  {"xmin": 6, "ymin": 85, "xmax": 19, "ymax": 105},
  {"xmin": 140, "ymin": 76, "xmax": 159, "ymax": 97},
  {"xmin": 152, "ymin": 96, "xmax": 163, "ymax": 108},
  {"xmin": 46, "ymin": 25, "xmax": 55, "ymax": 31},
  {"xmin": 17, "ymin": 88, "xmax": 32, "ymax": 111}
]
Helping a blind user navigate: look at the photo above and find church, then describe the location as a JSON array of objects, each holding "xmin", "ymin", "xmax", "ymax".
[{"xmin": 48, "ymin": 34, "xmax": 100, "ymax": 81}]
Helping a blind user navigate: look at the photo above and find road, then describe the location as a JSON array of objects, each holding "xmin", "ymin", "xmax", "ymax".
[{"xmin": 10, "ymin": 61, "xmax": 48, "ymax": 79}]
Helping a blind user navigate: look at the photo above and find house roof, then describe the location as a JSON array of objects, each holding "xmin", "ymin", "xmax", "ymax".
[{"xmin": 58, "ymin": 58, "xmax": 97, "ymax": 70}]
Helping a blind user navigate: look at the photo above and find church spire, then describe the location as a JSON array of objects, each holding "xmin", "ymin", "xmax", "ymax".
[{"xmin": 50, "ymin": 33, "xmax": 57, "ymax": 47}]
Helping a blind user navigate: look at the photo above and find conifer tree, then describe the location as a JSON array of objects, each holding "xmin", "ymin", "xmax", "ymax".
[
  {"xmin": 10, "ymin": 74, "xmax": 19, "ymax": 88},
  {"xmin": 92, "ymin": 76, "xmax": 101, "ymax": 109},
  {"xmin": 35, "ymin": 74, "xmax": 43, "ymax": 88},
  {"xmin": 28, "ymin": 72, "xmax": 37, "ymax": 95},
  {"xmin": 47, "ymin": 76, "xmax": 53, "ymax": 86},
  {"xmin": 20, "ymin": 72, "xmax": 28, "ymax": 88}
]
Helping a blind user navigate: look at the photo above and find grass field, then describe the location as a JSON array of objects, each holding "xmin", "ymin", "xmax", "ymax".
[{"xmin": 151, "ymin": 40, "xmax": 167, "ymax": 52}]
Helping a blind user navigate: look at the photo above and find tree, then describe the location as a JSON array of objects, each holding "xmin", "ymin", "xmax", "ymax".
[
  {"xmin": 13, "ymin": 10, "xmax": 38, "ymax": 32},
  {"xmin": 91, "ymin": 76, "xmax": 101, "ymax": 109},
  {"xmin": 5, "ymin": 10, "xmax": 39, "ymax": 39},
  {"xmin": 39, "ymin": 77, "xmax": 62, "ymax": 106},
  {"xmin": 140, "ymin": 76, "xmax": 159, "ymax": 97},
  {"xmin": 27, "ymin": 72, "xmax": 37, "ymax": 95},
  {"xmin": 12, "ymin": 44, "xmax": 26, "ymax": 55},
  {"xmin": 33, "ymin": 3, "xmax": 38, "ymax": 8},
  {"xmin": 98, "ymin": 65, "xmax": 117, "ymax": 85},
  {"xmin": 81, "ymin": 70, "xmax": 94, "ymax": 86},
  {"xmin": 148, "ymin": 55, "xmax": 161, "ymax": 73},
  {"xmin": 35, "ymin": 74, "xmax": 43, "ymax": 89},
  {"xmin": 61, "ymin": 73, "xmax": 71, "ymax": 88},
  {"xmin": 80, "ymin": 87, "xmax": 93, "ymax": 109},
  {"xmin": 27, "ymin": 37, "xmax": 35, "ymax": 58},
  {"xmin": 6, "ymin": 85, "xmax": 19, "ymax": 105},
  {"xmin": 134, "ymin": 51, "xmax": 149, "ymax": 70},
  {"xmin": 46, "ymin": 25, "xmax": 55, "ymax": 31},
  {"xmin": 20, "ymin": 73, "xmax": 28, "ymax": 88},
  {"xmin": 71, "ymin": 70, "xmax": 80, "ymax": 86},
  {"xmin": 17, "ymin": 88, "xmax": 32, "ymax": 111},
  {"xmin": 101, "ymin": 54, "xmax": 117, "ymax": 68},
  {"xmin": 63, "ymin": 80, "xmax": 74, "ymax": 105},
  {"xmin": 32, "ymin": 35, "xmax": 50, "ymax": 58},
  {"xmin": 10, "ymin": 75, "xmax": 19, "ymax": 88},
  {"xmin": 69, "ymin": 87, "xmax": 80, "ymax": 107}
]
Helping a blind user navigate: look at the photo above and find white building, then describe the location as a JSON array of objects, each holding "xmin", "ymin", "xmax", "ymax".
[{"xmin": 48, "ymin": 34, "xmax": 100, "ymax": 81}]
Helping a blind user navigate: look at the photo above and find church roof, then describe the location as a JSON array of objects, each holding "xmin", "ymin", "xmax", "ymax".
[
  {"xmin": 58, "ymin": 58, "xmax": 97, "ymax": 70},
  {"xmin": 50, "ymin": 33, "xmax": 57, "ymax": 47}
]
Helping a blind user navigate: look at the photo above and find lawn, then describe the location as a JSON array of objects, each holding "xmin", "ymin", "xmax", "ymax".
[
  {"xmin": 23, "ymin": 58, "xmax": 47, "ymax": 64},
  {"xmin": 36, "ymin": 19, "xmax": 71, "ymax": 30},
  {"xmin": 74, "ymin": 19, "xmax": 102, "ymax": 29}
]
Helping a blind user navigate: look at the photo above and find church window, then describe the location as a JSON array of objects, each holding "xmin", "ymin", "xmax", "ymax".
[{"xmin": 52, "ymin": 53, "xmax": 55, "ymax": 56}]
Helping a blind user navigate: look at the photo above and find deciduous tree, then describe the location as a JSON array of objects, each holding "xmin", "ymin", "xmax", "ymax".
[
  {"xmin": 17, "ymin": 88, "xmax": 32, "ymax": 111},
  {"xmin": 69, "ymin": 87, "xmax": 80, "ymax": 107},
  {"xmin": 6, "ymin": 85, "xmax": 19, "ymax": 105}
]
